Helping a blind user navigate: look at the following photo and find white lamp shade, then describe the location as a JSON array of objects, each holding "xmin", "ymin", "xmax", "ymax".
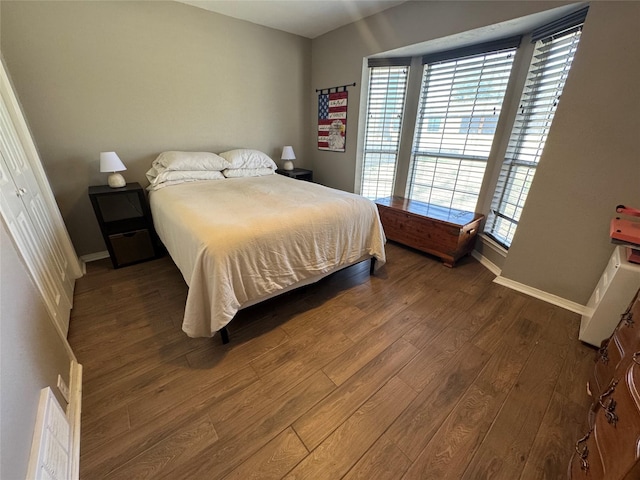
[
  {"xmin": 100, "ymin": 152, "xmax": 126, "ymax": 173},
  {"xmin": 100, "ymin": 152, "xmax": 127, "ymax": 188},
  {"xmin": 281, "ymin": 146, "xmax": 296, "ymax": 160},
  {"xmin": 281, "ymin": 146, "xmax": 295, "ymax": 171}
]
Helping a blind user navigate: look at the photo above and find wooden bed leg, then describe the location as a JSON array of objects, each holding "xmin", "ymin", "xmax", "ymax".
[
  {"xmin": 220, "ymin": 326, "xmax": 230, "ymax": 344},
  {"xmin": 369, "ymin": 257, "xmax": 376, "ymax": 275}
]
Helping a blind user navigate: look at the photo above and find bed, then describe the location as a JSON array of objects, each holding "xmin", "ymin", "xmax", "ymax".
[{"xmin": 147, "ymin": 151, "xmax": 386, "ymax": 341}]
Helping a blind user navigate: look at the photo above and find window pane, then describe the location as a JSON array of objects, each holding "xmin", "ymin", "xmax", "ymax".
[
  {"xmin": 485, "ymin": 27, "xmax": 582, "ymax": 248},
  {"xmin": 408, "ymin": 49, "xmax": 516, "ymax": 211},
  {"xmin": 360, "ymin": 65, "xmax": 409, "ymax": 200}
]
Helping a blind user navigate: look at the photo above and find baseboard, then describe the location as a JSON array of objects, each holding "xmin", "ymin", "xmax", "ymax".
[
  {"xmin": 68, "ymin": 360, "xmax": 83, "ymax": 480},
  {"xmin": 471, "ymin": 249, "xmax": 501, "ymax": 276},
  {"xmin": 493, "ymin": 275, "xmax": 588, "ymax": 315},
  {"xmin": 80, "ymin": 251, "xmax": 109, "ymax": 263},
  {"xmin": 478, "ymin": 233, "xmax": 508, "ymax": 257},
  {"xmin": 473, "ymin": 243, "xmax": 588, "ymax": 316}
]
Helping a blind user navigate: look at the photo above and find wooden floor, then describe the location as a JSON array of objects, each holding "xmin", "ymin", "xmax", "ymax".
[{"xmin": 68, "ymin": 242, "xmax": 596, "ymax": 479}]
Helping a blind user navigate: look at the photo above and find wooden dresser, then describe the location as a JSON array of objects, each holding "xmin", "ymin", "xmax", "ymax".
[
  {"xmin": 569, "ymin": 288, "xmax": 640, "ymax": 479},
  {"xmin": 375, "ymin": 196, "xmax": 484, "ymax": 267}
]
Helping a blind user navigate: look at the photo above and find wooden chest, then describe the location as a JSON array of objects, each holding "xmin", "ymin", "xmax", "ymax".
[{"xmin": 375, "ymin": 196, "xmax": 484, "ymax": 267}]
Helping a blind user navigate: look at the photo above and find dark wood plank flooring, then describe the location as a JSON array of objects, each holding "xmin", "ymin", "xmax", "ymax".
[{"xmin": 68, "ymin": 242, "xmax": 596, "ymax": 479}]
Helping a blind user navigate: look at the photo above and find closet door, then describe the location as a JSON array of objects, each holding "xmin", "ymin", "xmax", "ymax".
[{"xmin": 0, "ymin": 60, "xmax": 81, "ymax": 336}]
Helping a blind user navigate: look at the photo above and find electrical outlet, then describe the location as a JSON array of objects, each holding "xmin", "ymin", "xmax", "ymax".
[{"xmin": 57, "ymin": 374, "xmax": 70, "ymax": 403}]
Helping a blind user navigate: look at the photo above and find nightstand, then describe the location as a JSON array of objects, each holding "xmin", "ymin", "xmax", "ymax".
[
  {"xmin": 88, "ymin": 182, "xmax": 161, "ymax": 268},
  {"xmin": 276, "ymin": 168, "xmax": 313, "ymax": 182}
]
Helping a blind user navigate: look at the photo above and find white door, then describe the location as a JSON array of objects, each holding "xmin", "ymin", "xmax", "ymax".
[{"xmin": 0, "ymin": 59, "xmax": 81, "ymax": 336}]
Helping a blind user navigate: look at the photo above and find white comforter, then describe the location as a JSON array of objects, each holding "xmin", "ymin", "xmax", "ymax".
[{"xmin": 149, "ymin": 174, "xmax": 386, "ymax": 337}]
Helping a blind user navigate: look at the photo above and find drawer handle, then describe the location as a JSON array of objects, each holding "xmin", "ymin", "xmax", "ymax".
[
  {"xmin": 602, "ymin": 398, "xmax": 618, "ymax": 425},
  {"xmin": 622, "ymin": 311, "xmax": 634, "ymax": 327},
  {"xmin": 598, "ymin": 379, "xmax": 618, "ymax": 425},
  {"xmin": 467, "ymin": 228, "xmax": 476, "ymax": 235},
  {"xmin": 598, "ymin": 343, "xmax": 609, "ymax": 365},
  {"xmin": 575, "ymin": 431, "xmax": 591, "ymax": 472}
]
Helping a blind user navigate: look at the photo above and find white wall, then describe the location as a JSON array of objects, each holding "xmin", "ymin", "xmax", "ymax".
[{"xmin": 0, "ymin": 219, "xmax": 74, "ymax": 480}]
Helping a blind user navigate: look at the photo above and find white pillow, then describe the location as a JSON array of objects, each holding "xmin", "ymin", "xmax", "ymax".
[
  {"xmin": 218, "ymin": 149, "xmax": 278, "ymax": 170},
  {"xmin": 222, "ymin": 168, "xmax": 276, "ymax": 178},
  {"xmin": 153, "ymin": 151, "xmax": 230, "ymax": 172},
  {"xmin": 146, "ymin": 169, "xmax": 225, "ymax": 190}
]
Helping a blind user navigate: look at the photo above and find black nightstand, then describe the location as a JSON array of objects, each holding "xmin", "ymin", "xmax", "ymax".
[
  {"xmin": 276, "ymin": 168, "xmax": 313, "ymax": 182},
  {"xmin": 88, "ymin": 182, "xmax": 161, "ymax": 268}
]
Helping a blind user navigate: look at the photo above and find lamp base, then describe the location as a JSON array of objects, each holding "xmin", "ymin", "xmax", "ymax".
[
  {"xmin": 283, "ymin": 160, "xmax": 294, "ymax": 171},
  {"xmin": 107, "ymin": 173, "xmax": 126, "ymax": 188}
]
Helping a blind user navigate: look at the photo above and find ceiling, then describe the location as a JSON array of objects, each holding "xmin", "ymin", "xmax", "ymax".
[
  {"xmin": 175, "ymin": 1, "xmax": 585, "ymax": 56},
  {"xmin": 176, "ymin": 0, "xmax": 407, "ymax": 39}
]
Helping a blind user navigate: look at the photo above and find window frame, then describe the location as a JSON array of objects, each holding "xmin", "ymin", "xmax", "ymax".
[
  {"xmin": 484, "ymin": 12, "xmax": 587, "ymax": 249},
  {"xmin": 359, "ymin": 58, "xmax": 411, "ymax": 201},
  {"xmin": 407, "ymin": 42, "xmax": 519, "ymax": 212}
]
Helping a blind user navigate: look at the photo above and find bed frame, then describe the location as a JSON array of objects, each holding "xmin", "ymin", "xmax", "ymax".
[{"xmin": 218, "ymin": 256, "xmax": 377, "ymax": 344}]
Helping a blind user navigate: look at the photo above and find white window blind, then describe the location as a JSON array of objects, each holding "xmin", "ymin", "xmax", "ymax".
[
  {"xmin": 360, "ymin": 62, "xmax": 409, "ymax": 200},
  {"xmin": 486, "ymin": 20, "xmax": 584, "ymax": 248},
  {"xmin": 408, "ymin": 47, "xmax": 516, "ymax": 212}
]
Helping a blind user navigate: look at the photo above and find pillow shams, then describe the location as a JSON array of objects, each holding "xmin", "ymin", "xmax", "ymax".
[
  {"xmin": 153, "ymin": 151, "xmax": 230, "ymax": 172},
  {"xmin": 146, "ymin": 169, "xmax": 225, "ymax": 190},
  {"xmin": 222, "ymin": 168, "xmax": 275, "ymax": 178},
  {"xmin": 218, "ymin": 149, "xmax": 278, "ymax": 170}
]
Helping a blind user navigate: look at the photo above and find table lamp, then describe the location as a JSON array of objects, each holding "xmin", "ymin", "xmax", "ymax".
[
  {"xmin": 281, "ymin": 146, "xmax": 296, "ymax": 171},
  {"xmin": 100, "ymin": 151, "xmax": 127, "ymax": 188}
]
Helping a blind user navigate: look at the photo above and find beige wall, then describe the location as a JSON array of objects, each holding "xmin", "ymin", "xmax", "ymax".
[
  {"xmin": 0, "ymin": 219, "xmax": 74, "ymax": 480},
  {"xmin": 500, "ymin": 1, "xmax": 640, "ymax": 302},
  {"xmin": 2, "ymin": 0, "xmax": 638, "ymax": 305},
  {"xmin": 309, "ymin": 0, "xmax": 572, "ymax": 191},
  {"xmin": 310, "ymin": 1, "xmax": 640, "ymax": 305},
  {"xmin": 1, "ymin": 1, "xmax": 311, "ymax": 256}
]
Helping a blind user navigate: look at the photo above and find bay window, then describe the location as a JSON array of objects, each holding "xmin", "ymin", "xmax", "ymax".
[{"xmin": 359, "ymin": 7, "xmax": 587, "ymax": 252}]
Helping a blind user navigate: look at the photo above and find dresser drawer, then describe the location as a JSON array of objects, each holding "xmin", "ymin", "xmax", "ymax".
[
  {"xmin": 575, "ymin": 356, "xmax": 640, "ymax": 479},
  {"xmin": 593, "ymin": 364, "xmax": 640, "ymax": 478},
  {"xmin": 594, "ymin": 294, "xmax": 640, "ymax": 398},
  {"xmin": 594, "ymin": 335, "xmax": 624, "ymax": 397}
]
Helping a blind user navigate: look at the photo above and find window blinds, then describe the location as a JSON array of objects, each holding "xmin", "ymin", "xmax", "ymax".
[
  {"xmin": 360, "ymin": 64, "xmax": 409, "ymax": 200},
  {"xmin": 408, "ymin": 47, "xmax": 517, "ymax": 212},
  {"xmin": 485, "ymin": 22, "xmax": 584, "ymax": 248}
]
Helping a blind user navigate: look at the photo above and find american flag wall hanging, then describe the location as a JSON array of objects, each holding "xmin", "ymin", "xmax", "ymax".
[{"xmin": 317, "ymin": 83, "xmax": 354, "ymax": 152}]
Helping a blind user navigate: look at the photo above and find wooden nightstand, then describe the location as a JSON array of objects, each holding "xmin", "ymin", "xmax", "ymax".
[
  {"xmin": 276, "ymin": 168, "xmax": 313, "ymax": 182},
  {"xmin": 88, "ymin": 182, "xmax": 161, "ymax": 268}
]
